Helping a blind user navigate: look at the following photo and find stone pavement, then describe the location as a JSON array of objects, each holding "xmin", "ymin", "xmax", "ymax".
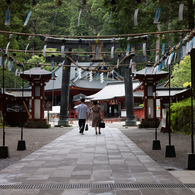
[{"xmin": 0, "ymin": 124, "xmax": 195, "ymax": 195}]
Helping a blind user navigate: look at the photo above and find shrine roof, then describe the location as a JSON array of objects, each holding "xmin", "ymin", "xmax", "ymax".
[
  {"xmin": 21, "ymin": 67, "xmax": 52, "ymax": 76},
  {"xmin": 86, "ymin": 80, "xmax": 142, "ymax": 101},
  {"xmin": 72, "ymin": 79, "xmax": 108, "ymax": 89},
  {"xmin": 45, "ymin": 62, "xmax": 123, "ymax": 91},
  {"xmin": 2, "ymin": 88, "xmax": 31, "ymax": 98},
  {"xmin": 133, "ymin": 65, "xmax": 169, "ymax": 80},
  {"xmin": 156, "ymin": 87, "xmax": 191, "ymax": 97}
]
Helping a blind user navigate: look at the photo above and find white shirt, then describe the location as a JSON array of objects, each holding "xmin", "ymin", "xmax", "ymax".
[{"xmin": 76, "ymin": 104, "xmax": 89, "ymax": 119}]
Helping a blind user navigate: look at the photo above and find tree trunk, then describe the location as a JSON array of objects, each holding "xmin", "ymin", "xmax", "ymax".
[
  {"xmin": 32, "ymin": 20, "xmax": 37, "ymax": 56},
  {"xmin": 187, "ymin": 0, "xmax": 194, "ymax": 30}
]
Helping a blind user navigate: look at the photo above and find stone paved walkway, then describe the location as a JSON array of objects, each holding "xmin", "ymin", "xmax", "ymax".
[{"xmin": 0, "ymin": 125, "xmax": 194, "ymax": 194}]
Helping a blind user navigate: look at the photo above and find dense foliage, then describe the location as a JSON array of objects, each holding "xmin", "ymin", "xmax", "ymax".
[
  {"xmin": 0, "ymin": 0, "xmax": 194, "ymax": 88},
  {"xmin": 171, "ymin": 55, "xmax": 191, "ymax": 87},
  {"xmin": 171, "ymin": 98, "xmax": 195, "ymax": 134}
]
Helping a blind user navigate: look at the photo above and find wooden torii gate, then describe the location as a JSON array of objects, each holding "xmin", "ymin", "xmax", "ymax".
[{"xmin": 43, "ymin": 37, "xmax": 136, "ymax": 127}]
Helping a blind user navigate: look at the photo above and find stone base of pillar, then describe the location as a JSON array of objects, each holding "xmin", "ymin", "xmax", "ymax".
[
  {"xmin": 57, "ymin": 120, "xmax": 70, "ymax": 127},
  {"xmin": 25, "ymin": 120, "xmax": 51, "ymax": 128},
  {"xmin": 187, "ymin": 153, "xmax": 195, "ymax": 170},
  {"xmin": 0, "ymin": 146, "xmax": 9, "ymax": 158},
  {"xmin": 125, "ymin": 119, "xmax": 137, "ymax": 126}
]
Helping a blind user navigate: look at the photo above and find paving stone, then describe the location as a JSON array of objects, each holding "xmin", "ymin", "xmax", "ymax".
[{"xmin": 0, "ymin": 127, "xmax": 195, "ymax": 194}]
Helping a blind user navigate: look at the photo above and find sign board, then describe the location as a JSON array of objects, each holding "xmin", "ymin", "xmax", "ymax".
[{"xmin": 45, "ymin": 101, "xmax": 52, "ymax": 111}]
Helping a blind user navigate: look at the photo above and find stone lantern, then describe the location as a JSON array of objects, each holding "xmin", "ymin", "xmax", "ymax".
[
  {"xmin": 20, "ymin": 66, "xmax": 52, "ymax": 128},
  {"xmin": 134, "ymin": 62, "xmax": 169, "ymax": 128}
]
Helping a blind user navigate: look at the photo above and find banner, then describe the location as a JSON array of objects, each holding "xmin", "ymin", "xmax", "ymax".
[
  {"xmin": 178, "ymin": 4, "xmax": 184, "ymax": 21},
  {"xmin": 126, "ymin": 44, "xmax": 130, "ymax": 56},
  {"xmin": 154, "ymin": 8, "xmax": 161, "ymax": 23},
  {"xmin": 5, "ymin": 10, "xmax": 11, "ymax": 25},
  {"xmin": 134, "ymin": 9, "xmax": 139, "ymax": 26},
  {"xmin": 24, "ymin": 10, "xmax": 32, "ymax": 26}
]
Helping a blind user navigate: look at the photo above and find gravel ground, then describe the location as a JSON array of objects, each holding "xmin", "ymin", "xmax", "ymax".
[
  {"xmin": 0, "ymin": 122, "xmax": 192, "ymax": 171},
  {"xmin": 119, "ymin": 126, "xmax": 192, "ymax": 171},
  {"xmin": 0, "ymin": 126, "xmax": 73, "ymax": 171}
]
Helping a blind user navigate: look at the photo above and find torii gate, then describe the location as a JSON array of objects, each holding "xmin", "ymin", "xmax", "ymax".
[{"xmin": 43, "ymin": 37, "xmax": 136, "ymax": 127}]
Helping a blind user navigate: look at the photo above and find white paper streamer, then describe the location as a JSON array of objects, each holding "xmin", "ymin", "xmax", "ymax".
[
  {"xmin": 100, "ymin": 72, "xmax": 104, "ymax": 83},
  {"xmin": 4, "ymin": 59, "xmax": 7, "ymax": 68},
  {"xmin": 96, "ymin": 47, "xmax": 99, "ymax": 59},
  {"xmin": 165, "ymin": 57, "xmax": 169, "ymax": 68},
  {"xmin": 7, "ymin": 61, "xmax": 10, "ymax": 70},
  {"xmin": 174, "ymin": 53, "xmax": 177, "ymax": 63},
  {"xmin": 89, "ymin": 71, "xmax": 93, "ymax": 82},
  {"xmin": 155, "ymin": 56, "xmax": 158, "ymax": 64},
  {"xmin": 187, "ymin": 41, "xmax": 191, "ymax": 53},
  {"xmin": 0, "ymin": 57, "xmax": 2, "ymax": 67},
  {"xmin": 76, "ymin": 60, "xmax": 78, "ymax": 70},
  {"xmin": 43, "ymin": 45, "xmax": 47, "ymax": 57},
  {"xmin": 9, "ymin": 61, "xmax": 13, "ymax": 71},
  {"xmin": 134, "ymin": 69, "xmax": 136, "ymax": 76},
  {"xmin": 6, "ymin": 42, "xmax": 10, "ymax": 54},
  {"xmin": 129, "ymin": 59, "xmax": 132, "ymax": 68},
  {"xmin": 61, "ymin": 45, "xmax": 65, "ymax": 57},
  {"xmin": 19, "ymin": 69, "xmax": 22, "ymax": 76},
  {"xmin": 111, "ymin": 46, "xmax": 114, "ymax": 58},
  {"xmin": 134, "ymin": 9, "xmax": 139, "ymax": 26},
  {"xmin": 25, "ymin": 43, "xmax": 30, "ymax": 55},
  {"xmin": 193, "ymin": 38, "xmax": 195, "ymax": 49},
  {"xmin": 168, "ymin": 52, "xmax": 175, "ymax": 65},
  {"xmin": 143, "ymin": 43, "xmax": 146, "ymax": 56},
  {"xmin": 15, "ymin": 68, "xmax": 18, "ymax": 76},
  {"xmin": 78, "ymin": 10, "xmax": 82, "ymax": 26},
  {"xmin": 182, "ymin": 46, "xmax": 186, "ymax": 58},
  {"xmin": 178, "ymin": 4, "xmax": 184, "ymax": 21},
  {"xmin": 78, "ymin": 68, "xmax": 81, "ymax": 79},
  {"xmin": 117, "ymin": 58, "xmax": 119, "ymax": 68}
]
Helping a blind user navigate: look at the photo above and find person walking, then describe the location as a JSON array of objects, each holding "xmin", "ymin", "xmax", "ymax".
[
  {"xmin": 76, "ymin": 98, "xmax": 89, "ymax": 135},
  {"xmin": 92, "ymin": 101, "xmax": 102, "ymax": 135}
]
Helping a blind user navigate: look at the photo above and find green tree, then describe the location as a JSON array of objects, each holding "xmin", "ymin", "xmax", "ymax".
[{"xmin": 171, "ymin": 55, "xmax": 191, "ymax": 87}]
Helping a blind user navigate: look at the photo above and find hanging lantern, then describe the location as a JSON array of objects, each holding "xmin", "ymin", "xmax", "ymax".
[
  {"xmin": 135, "ymin": 0, "xmax": 141, "ymax": 3},
  {"xmin": 162, "ymin": 34, "xmax": 166, "ymax": 40},
  {"xmin": 81, "ymin": 0, "xmax": 86, "ymax": 5},
  {"xmin": 13, "ymin": 52, "xmax": 16, "ymax": 56},
  {"xmin": 78, "ymin": 38, "xmax": 82, "ymax": 43},
  {"xmin": 96, "ymin": 39, "xmax": 100, "ymax": 44},
  {"xmin": 110, "ymin": 0, "xmax": 116, "ymax": 6},
  {"xmin": 31, "ymin": 0, "xmax": 36, "ymax": 6},
  {"xmin": 6, "ymin": 0, "xmax": 11, "ymax": 5},
  {"xmin": 143, "ymin": 36, "xmax": 147, "ymax": 41},
  {"xmin": 56, "ymin": 0, "xmax": 62, "ymax": 6}
]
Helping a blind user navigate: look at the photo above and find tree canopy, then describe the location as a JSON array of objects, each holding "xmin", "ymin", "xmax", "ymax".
[{"xmin": 0, "ymin": 0, "xmax": 194, "ymax": 88}]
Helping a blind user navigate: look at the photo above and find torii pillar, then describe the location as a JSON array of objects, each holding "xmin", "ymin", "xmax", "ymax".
[
  {"xmin": 124, "ymin": 56, "xmax": 136, "ymax": 126},
  {"xmin": 58, "ymin": 49, "xmax": 72, "ymax": 127}
]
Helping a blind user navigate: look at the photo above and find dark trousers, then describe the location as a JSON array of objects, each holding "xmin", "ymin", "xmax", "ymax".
[{"xmin": 78, "ymin": 119, "xmax": 86, "ymax": 133}]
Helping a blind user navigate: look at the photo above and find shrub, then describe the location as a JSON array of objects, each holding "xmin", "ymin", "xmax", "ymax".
[{"xmin": 171, "ymin": 98, "xmax": 195, "ymax": 134}]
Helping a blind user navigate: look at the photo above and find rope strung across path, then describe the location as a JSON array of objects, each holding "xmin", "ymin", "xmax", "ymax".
[
  {"xmin": 0, "ymin": 29, "xmax": 190, "ymax": 39},
  {"xmin": 66, "ymin": 53, "xmax": 134, "ymax": 73}
]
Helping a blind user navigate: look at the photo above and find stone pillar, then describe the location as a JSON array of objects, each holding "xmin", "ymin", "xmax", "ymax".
[
  {"xmin": 124, "ymin": 58, "xmax": 136, "ymax": 126},
  {"xmin": 58, "ymin": 49, "xmax": 71, "ymax": 127}
]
